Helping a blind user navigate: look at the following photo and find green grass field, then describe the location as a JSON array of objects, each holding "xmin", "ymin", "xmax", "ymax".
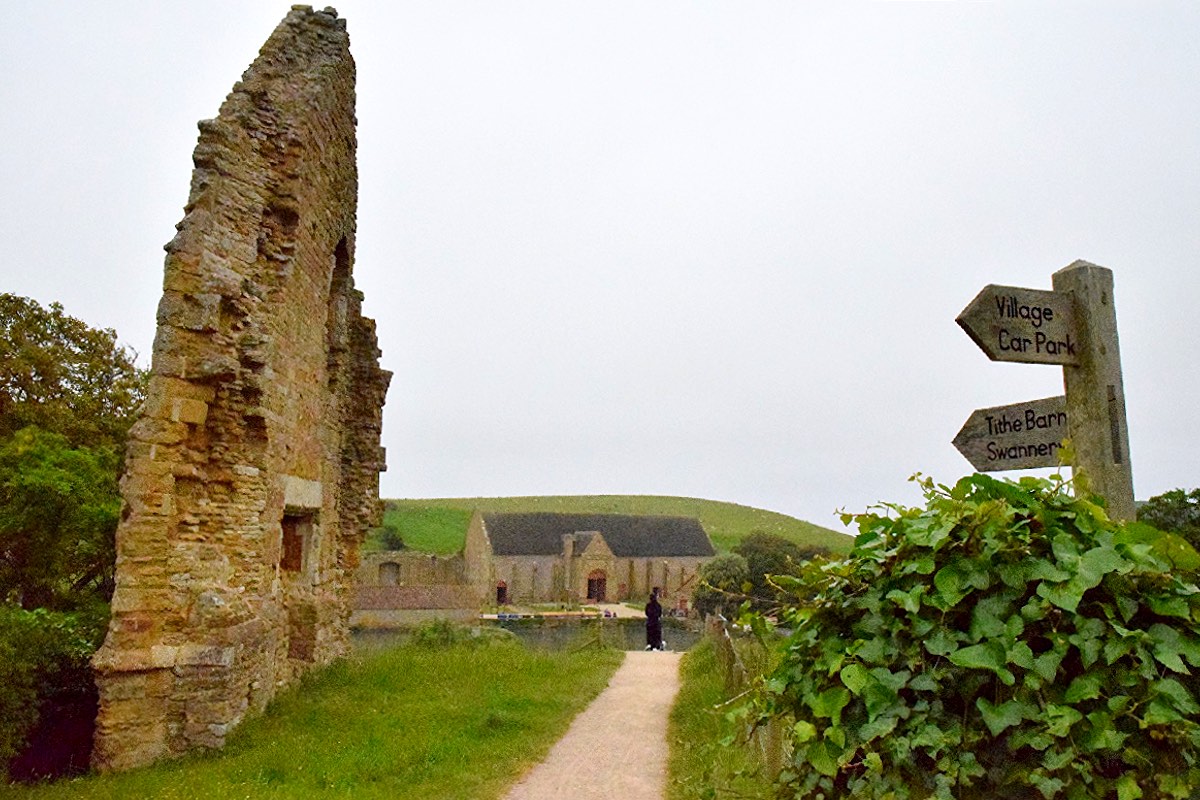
[
  {"xmin": 0, "ymin": 635, "xmax": 622, "ymax": 800},
  {"xmin": 667, "ymin": 638, "xmax": 774, "ymax": 799},
  {"xmin": 372, "ymin": 495, "xmax": 851, "ymax": 555}
]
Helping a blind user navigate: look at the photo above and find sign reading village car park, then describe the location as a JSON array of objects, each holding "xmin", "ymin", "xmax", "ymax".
[
  {"xmin": 956, "ymin": 284, "xmax": 1079, "ymax": 365},
  {"xmin": 952, "ymin": 395, "xmax": 1067, "ymax": 472}
]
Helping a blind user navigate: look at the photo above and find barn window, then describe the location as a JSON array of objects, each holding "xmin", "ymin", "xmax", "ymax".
[{"xmin": 281, "ymin": 511, "xmax": 315, "ymax": 573}]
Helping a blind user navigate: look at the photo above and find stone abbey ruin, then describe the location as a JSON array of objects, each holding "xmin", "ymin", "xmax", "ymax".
[{"xmin": 91, "ymin": 6, "xmax": 391, "ymax": 771}]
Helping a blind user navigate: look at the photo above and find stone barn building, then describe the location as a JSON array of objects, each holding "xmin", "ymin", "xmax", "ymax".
[{"xmin": 464, "ymin": 512, "xmax": 715, "ymax": 607}]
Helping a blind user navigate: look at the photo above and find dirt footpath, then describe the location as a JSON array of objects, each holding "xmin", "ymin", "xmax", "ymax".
[{"xmin": 503, "ymin": 650, "xmax": 683, "ymax": 800}]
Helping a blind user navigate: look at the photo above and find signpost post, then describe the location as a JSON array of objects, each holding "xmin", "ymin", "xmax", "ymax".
[{"xmin": 955, "ymin": 260, "xmax": 1134, "ymax": 520}]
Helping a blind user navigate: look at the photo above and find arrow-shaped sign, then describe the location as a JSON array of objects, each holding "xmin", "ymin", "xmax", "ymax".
[
  {"xmin": 957, "ymin": 285, "xmax": 1079, "ymax": 365},
  {"xmin": 953, "ymin": 395, "xmax": 1068, "ymax": 472}
]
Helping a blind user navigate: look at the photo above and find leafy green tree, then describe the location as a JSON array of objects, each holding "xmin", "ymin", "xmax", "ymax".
[
  {"xmin": 693, "ymin": 552, "xmax": 749, "ymax": 619},
  {"xmin": 750, "ymin": 473, "xmax": 1200, "ymax": 800},
  {"xmin": 0, "ymin": 427, "xmax": 121, "ymax": 609},
  {"xmin": 1139, "ymin": 488, "xmax": 1200, "ymax": 550},
  {"xmin": 0, "ymin": 293, "xmax": 145, "ymax": 451},
  {"xmin": 733, "ymin": 531, "xmax": 826, "ymax": 610}
]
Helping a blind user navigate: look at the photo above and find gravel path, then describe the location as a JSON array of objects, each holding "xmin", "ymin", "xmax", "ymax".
[{"xmin": 502, "ymin": 650, "xmax": 683, "ymax": 800}]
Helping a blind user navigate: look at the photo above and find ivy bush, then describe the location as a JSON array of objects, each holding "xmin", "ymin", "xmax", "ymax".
[
  {"xmin": 0, "ymin": 603, "xmax": 107, "ymax": 779},
  {"xmin": 752, "ymin": 473, "xmax": 1200, "ymax": 800}
]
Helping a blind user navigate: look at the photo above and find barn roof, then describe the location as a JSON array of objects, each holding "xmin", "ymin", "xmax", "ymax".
[{"xmin": 480, "ymin": 512, "xmax": 715, "ymax": 558}]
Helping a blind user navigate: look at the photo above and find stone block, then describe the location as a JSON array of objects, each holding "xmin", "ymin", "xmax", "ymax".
[{"xmin": 177, "ymin": 644, "xmax": 236, "ymax": 668}]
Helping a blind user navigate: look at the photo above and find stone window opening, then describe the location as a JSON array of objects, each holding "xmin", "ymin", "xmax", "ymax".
[
  {"xmin": 280, "ymin": 511, "xmax": 316, "ymax": 574},
  {"xmin": 496, "ymin": 581, "xmax": 508, "ymax": 605},
  {"xmin": 379, "ymin": 561, "xmax": 399, "ymax": 586}
]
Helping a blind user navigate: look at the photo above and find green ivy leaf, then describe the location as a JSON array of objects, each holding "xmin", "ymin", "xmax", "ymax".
[
  {"xmin": 807, "ymin": 739, "xmax": 839, "ymax": 777},
  {"xmin": 908, "ymin": 518, "xmax": 954, "ymax": 549},
  {"xmin": 1077, "ymin": 545, "xmax": 1130, "ymax": 588},
  {"xmin": 807, "ymin": 686, "xmax": 851, "ymax": 722},
  {"xmin": 969, "ymin": 593, "xmax": 1015, "ymax": 641},
  {"xmin": 1030, "ymin": 771, "xmax": 1066, "ymax": 799},
  {"xmin": 886, "ymin": 585, "xmax": 924, "ymax": 614},
  {"xmin": 934, "ymin": 562, "xmax": 970, "ymax": 609},
  {"xmin": 948, "ymin": 641, "xmax": 1015, "ymax": 685},
  {"xmin": 1044, "ymin": 704, "xmax": 1083, "ymax": 737},
  {"xmin": 909, "ymin": 672, "xmax": 938, "ymax": 692},
  {"xmin": 924, "ymin": 628, "xmax": 960, "ymax": 657},
  {"xmin": 840, "ymin": 663, "xmax": 869, "ymax": 695},
  {"xmin": 1148, "ymin": 623, "xmax": 1200, "ymax": 673},
  {"xmin": 1116, "ymin": 773, "xmax": 1143, "ymax": 800},
  {"xmin": 854, "ymin": 636, "xmax": 888, "ymax": 664},
  {"xmin": 862, "ymin": 679, "xmax": 901, "ymax": 722},
  {"xmin": 1147, "ymin": 594, "xmax": 1191, "ymax": 620},
  {"xmin": 1038, "ymin": 579, "xmax": 1085, "ymax": 613},
  {"xmin": 1118, "ymin": 522, "xmax": 1200, "ymax": 572},
  {"xmin": 1153, "ymin": 678, "xmax": 1200, "ymax": 715},
  {"xmin": 859, "ymin": 713, "xmax": 900, "ymax": 742},
  {"xmin": 1065, "ymin": 672, "xmax": 1104, "ymax": 703},
  {"xmin": 1008, "ymin": 640, "xmax": 1035, "ymax": 670},
  {"xmin": 976, "ymin": 697, "xmax": 1029, "ymax": 736},
  {"xmin": 1080, "ymin": 711, "xmax": 1128, "ymax": 752},
  {"xmin": 1042, "ymin": 745, "xmax": 1076, "ymax": 771},
  {"xmin": 1144, "ymin": 697, "xmax": 1185, "ymax": 725},
  {"xmin": 793, "ymin": 719, "xmax": 817, "ymax": 744}
]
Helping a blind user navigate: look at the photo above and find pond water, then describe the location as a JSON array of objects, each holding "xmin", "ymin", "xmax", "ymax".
[{"xmin": 353, "ymin": 616, "xmax": 703, "ymax": 653}]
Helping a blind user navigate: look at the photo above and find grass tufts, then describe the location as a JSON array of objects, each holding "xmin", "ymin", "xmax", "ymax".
[{"xmin": 667, "ymin": 638, "xmax": 774, "ymax": 800}]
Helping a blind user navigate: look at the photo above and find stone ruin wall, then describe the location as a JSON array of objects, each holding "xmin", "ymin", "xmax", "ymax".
[{"xmin": 92, "ymin": 6, "xmax": 390, "ymax": 771}]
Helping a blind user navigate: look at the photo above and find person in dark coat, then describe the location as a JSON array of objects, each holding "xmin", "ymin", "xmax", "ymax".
[{"xmin": 645, "ymin": 587, "xmax": 663, "ymax": 651}]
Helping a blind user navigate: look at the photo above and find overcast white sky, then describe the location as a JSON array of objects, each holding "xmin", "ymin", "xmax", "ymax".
[{"xmin": 2, "ymin": 2, "xmax": 1197, "ymax": 528}]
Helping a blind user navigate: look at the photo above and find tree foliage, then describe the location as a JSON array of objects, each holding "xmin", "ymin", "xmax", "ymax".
[
  {"xmin": 0, "ymin": 427, "xmax": 121, "ymax": 609},
  {"xmin": 1139, "ymin": 488, "xmax": 1200, "ymax": 551},
  {"xmin": 733, "ymin": 531, "xmax": 826, "ymax": 611},
  {"xmin": 750, "ymin": 473, "xmax": 1200, "ymax": 800},
  {"xmin": 0, "ymin": 293, "xmax": 145, "ymax": 451},
  {"xmin": 693, "ymin": 552, "xmax": 749, "ymax": 619}
]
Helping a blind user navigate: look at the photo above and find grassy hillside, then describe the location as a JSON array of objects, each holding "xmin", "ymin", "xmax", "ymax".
[{"xmin": 373, "ymin": 495, "xmax": 851, "ymax": 555}]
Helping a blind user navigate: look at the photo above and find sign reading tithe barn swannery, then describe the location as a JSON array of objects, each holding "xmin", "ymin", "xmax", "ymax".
[
  {"xmin": 956, "ymin": 284, "xmax": 1079, "ymax": 365},
  {"xmin": 952, "ymin": 395, "xmax": 1068, "ymax": 472}
]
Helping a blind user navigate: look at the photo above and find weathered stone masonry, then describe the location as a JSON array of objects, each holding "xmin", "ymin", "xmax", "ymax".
[{"xmin": 92, "ymin": 6, "xmax": 390, "ymax": 771}]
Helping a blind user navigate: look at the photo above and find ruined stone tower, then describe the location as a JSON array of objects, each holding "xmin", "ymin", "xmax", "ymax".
[{"xmin": 92, "ymin": 6, "xmax": 390, "ymax": 771}]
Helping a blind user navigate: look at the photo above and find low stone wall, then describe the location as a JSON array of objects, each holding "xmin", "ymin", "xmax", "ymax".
[
  {"xmin": 357, "ymin": 551, "xmax": 465, "ymax": 587},
  {"xmin": 351, "ymin": 584, "xmax": 477, "ymax": 628}
]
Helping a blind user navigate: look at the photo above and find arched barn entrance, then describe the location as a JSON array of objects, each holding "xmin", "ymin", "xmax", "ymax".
[{"xmin": 586, "ymin": 570, "xmax": 607, "ymax": 602}]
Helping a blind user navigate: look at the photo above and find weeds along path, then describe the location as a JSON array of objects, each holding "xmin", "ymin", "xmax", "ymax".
[{"xmin": 503, "ymin": 650, "xmax": 683, "ymax": 800}]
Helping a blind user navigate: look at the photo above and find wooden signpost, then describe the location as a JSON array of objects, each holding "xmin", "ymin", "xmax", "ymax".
[{"xmin": 954, "ymin": 260, "xmax": 1134, "ymax": 520}]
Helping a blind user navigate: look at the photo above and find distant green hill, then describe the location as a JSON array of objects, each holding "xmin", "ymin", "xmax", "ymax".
[{"xmin": 372, "ymin": 495, "xmax": 852, "ymax": 556}]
